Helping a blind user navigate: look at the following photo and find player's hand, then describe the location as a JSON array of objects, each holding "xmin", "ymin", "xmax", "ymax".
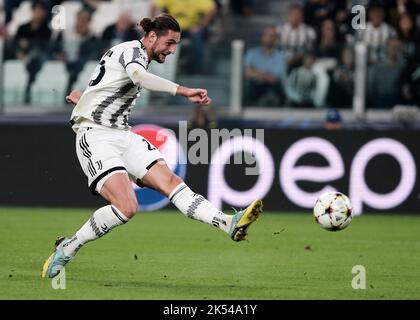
[
  {"xmin": 65, "ymin": 90, "xmax": 82, "ymax": 105},
  {"xmin": 188, "ymin": 93, "xmax": 213, "ymax": 105},
  {"xmin": 177, "ymin": 86, "xmax": 212, "ymax": 105}
]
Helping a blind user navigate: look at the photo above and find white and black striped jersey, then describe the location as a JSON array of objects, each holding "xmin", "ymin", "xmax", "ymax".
[
  {"xmin": 70, "ymin": 40, "xmax": 149, "ymax": 131},
  {"xmin": 276, "ymin": 23, "xmax": 316, "ymax": 59},
  {"xmin": 357, "ymin": 22, "xmax": 396, "ymax": 47},
  {"xmin": 356, "ymin": 22, "xmax": 397, "ymax": 63}
]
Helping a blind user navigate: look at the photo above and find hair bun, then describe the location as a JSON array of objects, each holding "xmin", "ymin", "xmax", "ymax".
[
  {"xmin": 139, "ymin": 17, "xmax": 153, "ymax": 33},
  {"xmin": 138, "ymin": 14, "xmax": 180, "ymax": 36}
]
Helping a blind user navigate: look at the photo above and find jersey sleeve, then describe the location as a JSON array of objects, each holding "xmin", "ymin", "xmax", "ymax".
[
  {"xmin": 125, "ymin": 62, "xmax": 179, "ymax": 95},
  {"xmin": 118, "ymin": 45, "xmax": 149, "ymax": 71}
]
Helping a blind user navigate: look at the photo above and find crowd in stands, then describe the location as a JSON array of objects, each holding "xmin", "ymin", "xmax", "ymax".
[
  {"xmin": 2, "ymin": 0, "xmax": 142, "ymax": 102},
  {"xmin": 1, "ymin": 0, "xmax": 220, "ymax": 103},
  {"xmin": 1, "ymin": 0, "xmax": 420, "ymax": 109},
  {"xmin": 243, "ymin": 0, "xmax": 420, "ymax": 109}
]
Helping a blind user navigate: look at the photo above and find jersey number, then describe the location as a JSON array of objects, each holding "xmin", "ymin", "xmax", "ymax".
[
  {"xmin": 89, "ymin": 50, "xmax": 113, "ymax": 87},
  {"xmin": 142, "ymin": 138, "xmax": 156, "ymax": 151},
  {"xmin": 89, "ymin": 60, "xmax": 105, "ymax": 86}
]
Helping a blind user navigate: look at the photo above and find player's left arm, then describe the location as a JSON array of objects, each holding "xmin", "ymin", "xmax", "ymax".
[
  {"xmin": 66, "ymin": 90, "xmax": 82, "ymax": 104},
  {"xmin": 176, "ymin": 86, "xmax": 212, "ymax": 105},
  {"xmin": 125, "ymin": 63, "xmax": 212, "ymax": 105}
]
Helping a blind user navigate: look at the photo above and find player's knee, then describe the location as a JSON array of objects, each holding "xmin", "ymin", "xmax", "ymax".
[
  {"xmin": 168, "ymin": 174, "xmax": 183, "ymax": 191},
  {"xmin": 113, "ymin": 197, "xmax": 138, "ymax": 218},
  {"xmin": 163, "ymin": 175, "xmax": 183, "ymax": 196}
]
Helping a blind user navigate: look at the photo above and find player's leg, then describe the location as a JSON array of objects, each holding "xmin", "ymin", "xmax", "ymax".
[
  {"xmin": 125, "ymin": 131, "xmax": 262, "ymax": 241},
  {"xmin": 42, "ymin": 128, "xmax": 136, "ymax": 278},
  {"xmin": 41, "ymin": 172, "xmax": 135, "ymax": 278},
  {"xmin": 140, "ymin": 161, "xmax": 263, "ymax": 241},
  {"xmin": 141, "ymin": 161, "xmax": 233, "ymax": 233},
  {"xmin": 122, "ymin": 132, "xmax": 237, "ymax": 235},
  {"xmin": 60, "ymin": 172, "xmax": 137, "ymax": 258}
]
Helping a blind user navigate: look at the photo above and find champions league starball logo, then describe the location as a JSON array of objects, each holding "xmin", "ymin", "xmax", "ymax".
[{"xmin": 131, "ymin": 124, "xmax": 187, "ymax": 211}]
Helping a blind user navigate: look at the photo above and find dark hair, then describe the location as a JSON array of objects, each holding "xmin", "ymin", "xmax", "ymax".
[
  {"xmin": 77, "ymin": 8, "xmax": 92, "ymax": 21},
  {"xmin": 139, "ymin": 14, "xmax": 181, "ymax": 36},
  {"xmin": 32, "ymin": 0, "xmax": 47, "ymax": 10},
  {"xmin": 368, "ymin": 3, "xmax": 385, "ymax": 12},
  {"xmin": 288, "ymin": 4, "xmax": 303, "ymax": 12}
]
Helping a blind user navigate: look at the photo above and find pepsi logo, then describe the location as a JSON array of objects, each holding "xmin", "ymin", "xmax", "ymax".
[{"xmin": 131, "ymin": 124, "xmax": 186, "ymax": 211}]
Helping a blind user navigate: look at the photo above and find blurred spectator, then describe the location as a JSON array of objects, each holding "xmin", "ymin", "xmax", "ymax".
[
  {"xmin": 404, "ymin": 53, "xmax": 420, "ymax": 107},
  {"xmin": 190, "ymin": 105, "xmax": 218, "ymax": 129},
  {"xmin": 54, "ymin": 9, "xmax": 99, "ymax": 94},
  {"xmin": 49, "ymin": 0, "xmax": 100, "ymax": 13},
  {"xmin": 244, "ymin": 26, "xmax": 286, "ymax": 107},
  {"xmin": 400, "ymin": 56, "xmax": 420, "ymax": 106},
  {"xmin": 334, "ymin": 3, "xmax": 353, "ymax": 43},
  {"xmin": 327, "ymin": 47, "xmax": 355, "ymax": 108},
  {"xmin": 324, "ymin": 108, "xmax": 343, "ymax": 129},
  {"xmin": 0, "ymin": 26, "xmax": 6, "ymax": 38},
  {"xmin": 277, "ymin": 4, "xmax": 316, "ymax": 71},
  {"xmin": 4, "ymin": 0, "xmax": 100, "ymax": 28},
  {"xmin": 9, "ymin": 0, "xmax": 52, "ymax": 103},
  {"xmin": 396, "ymin": 12, "xmax": 418, "ymax": 60},
  {"xmin": 285, "ymin": 54, "xmax": 318, "ymax": 107},
  {"xmin": 4, "ymin": 0, "xmax": 25, "ymax": 26},
  {"xmin": 0, "ymin": 19, "xmax": 7, "ymax": 38},
  {"xmin": 101, "ymin": 12, "xmax": 140, "ymax": 51},
  {"xmin": 389, "ymin": 0, "xmax": 420, "ymax": 29},
  {"xmin": 315, "ymin": 19, "xmax": 341, "ymax": 59},
  {"xmin": 11, "ymin": 0, "xmax": 51, "ymax": 58},
  {"xmin": 78, "ymin": 0, "xmax": 100, "ymax": 12},
  {"xmin": 357, "ymin": 3, "xmax": 397, "ymax": 63},
  {"xmin": 368, "ymin": 37, "xmax": 405, "ymax": 109},
  {"xmin": 397, "ymin": 11, "xmax": 420, "ymax": 106},
  {"xmin": 151, "ymin": 0, "xmax": 217, "ymax": 74},
  {"xmin": 229, "ymin": 0, "xmax": 254, "ymax": 16},
  {"xmin": 304, "ymin": 0, "xmax": 346, "ymax": 31},
  {"xmin": 214, "ymin": 0, "xmax": 223, "ymax": 13}
]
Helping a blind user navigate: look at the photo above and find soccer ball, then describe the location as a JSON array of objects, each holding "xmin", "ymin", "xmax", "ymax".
[{"xmin": 313, "ymin": 192, "xmax": 353, "ymax": 231}]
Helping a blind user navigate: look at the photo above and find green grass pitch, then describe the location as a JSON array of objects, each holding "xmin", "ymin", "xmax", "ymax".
[{"xmin": 0, "ymin": 207, "xmax": 419, "ymax": 300}]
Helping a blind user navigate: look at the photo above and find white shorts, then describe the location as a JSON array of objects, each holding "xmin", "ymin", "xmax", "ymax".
[{"xmin": 75, "ymin": 126, "xmax": 165, "ymax": 195}]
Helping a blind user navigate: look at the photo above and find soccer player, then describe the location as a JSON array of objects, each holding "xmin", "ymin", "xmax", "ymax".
[{"xmin": 42, "ymin": 14, "xmax": 263, "ymax": 278}]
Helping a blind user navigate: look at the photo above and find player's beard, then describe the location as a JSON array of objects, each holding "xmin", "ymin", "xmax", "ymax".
[{"xmin": 152, "ymin": 49, "xmax": 169, "ymax": 64}]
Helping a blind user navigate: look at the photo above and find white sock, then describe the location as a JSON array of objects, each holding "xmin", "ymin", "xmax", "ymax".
[
  {"xmin": 169, "ymin": 183, "xmax": 232, "ymax": 234},
  {"xmin": 62, "ymin": 205, "xmax": 129, "ymax": 257}
]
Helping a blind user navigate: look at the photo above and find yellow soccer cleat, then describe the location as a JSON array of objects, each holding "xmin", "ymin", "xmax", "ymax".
[
  {"xmin": 41, "ymin": 236, "xmax": 72, "ymax": 278},
  {"xmin": 229, "ymin": 199, "xmax": 263, "ymax": 241}
]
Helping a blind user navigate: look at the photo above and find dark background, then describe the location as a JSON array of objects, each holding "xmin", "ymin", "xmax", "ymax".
[{"xmin": 1, "ymin": 124, "xmax": 419, "ymax": 213}]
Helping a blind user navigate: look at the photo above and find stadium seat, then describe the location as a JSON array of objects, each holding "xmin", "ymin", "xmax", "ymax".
[
  {"xmin": 3, "ymin": 60, "xmax": 28, "ymax": 105},
  {"xmin": 266, "ymin": 0, "xmax": 296, "ymax": 17},
  {"xmin": 6, "ymin": 1, "xmax": 32, "ymax": 37},
  {"xmin": 30, "ymin": 61, "xmax": 67, "ymax": 107},
  {"xmin": 60, "ymin": 1, "xmax": 83, "ymax": 32},
  {"xmin": 90, "ymin": 2, "xmax": 121, "ymax": 36},
  {"xmin": 113, "ymin": 0, "xmax": 154, "ymax": 22},
  {"xmin": 7, "ymin": 1, "xmax": 83, "ymax": 37}
]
